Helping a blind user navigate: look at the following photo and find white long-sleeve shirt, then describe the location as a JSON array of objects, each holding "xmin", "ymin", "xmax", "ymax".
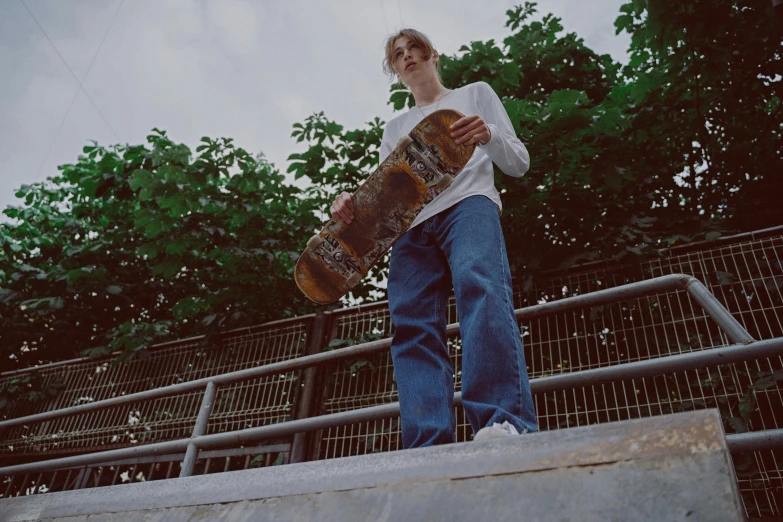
[{"xmin": 380, "ymin": 81, "xmax": 530, "ymax": 228}]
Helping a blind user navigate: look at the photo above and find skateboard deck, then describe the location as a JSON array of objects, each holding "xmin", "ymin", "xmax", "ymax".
[{"xmin": 295, "ymin": 109, "xmax": 476, "ymax": 304}]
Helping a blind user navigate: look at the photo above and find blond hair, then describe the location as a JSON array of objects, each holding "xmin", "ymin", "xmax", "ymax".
[{"xmin": 382, "ymin": 28, "xmax": 441, "ymax": 83}]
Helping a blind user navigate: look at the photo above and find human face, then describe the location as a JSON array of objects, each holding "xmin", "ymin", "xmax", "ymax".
[{"xmin": 392, "ymin": 35, "xmax": 436, "ymax": 86}]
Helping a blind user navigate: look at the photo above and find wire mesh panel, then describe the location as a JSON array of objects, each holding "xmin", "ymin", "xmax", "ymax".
[
  {"xmin": 316, "ymin": 232, "xmax": 783, "ymax": 519},
  {"xmin": 1, "ymin": 232, "xmax": 781, "ymax": 517},
  {"xmin": 532, "ymin": 362, "xmax": 783, "ymax": 520},
  {"xmin": 0, "ymin": 444, "xmax": 291, "ymax": 499},
  {"xmin": 0, "ymin": 320, "xmax": 310, "ymax": 459},
  {"xmin": 317, "ymin": 306, "xmax": 398, "ymax": 459}
]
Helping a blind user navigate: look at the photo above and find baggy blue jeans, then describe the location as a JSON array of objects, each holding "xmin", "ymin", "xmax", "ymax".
[{"xmin": 388, "ymin": 195, "xmax": 537, "ymax": 449}]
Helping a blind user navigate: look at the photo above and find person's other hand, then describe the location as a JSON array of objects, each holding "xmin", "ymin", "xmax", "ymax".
[
  {"xmin": 331, "ymin": 192, "xmax": 354, "ymax": 224},
  {"xmin": 450, "ymin": 115, "xmax": 491, "ymax": 146}
]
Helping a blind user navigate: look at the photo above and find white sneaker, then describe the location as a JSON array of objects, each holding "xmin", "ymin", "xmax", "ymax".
[{"xmin": 473, "ymin": 421, "xmax": 525, "ymax": 442}]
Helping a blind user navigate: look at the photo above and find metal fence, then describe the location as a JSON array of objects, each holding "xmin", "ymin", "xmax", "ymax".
[
  {"xmin": 1, "ymin": 227, "xmax": 782, "ymax": 519},
  {"xmin": 315, "ymin": 229, "xmax": 783, "ymax": 518},
  {"xmin": 0, "ymin": 320, "xmax": 309, "ymax": 458}
]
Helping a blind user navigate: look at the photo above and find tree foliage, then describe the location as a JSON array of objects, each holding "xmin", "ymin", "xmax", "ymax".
[
  {"xmin": 294, "ymin": 1, "xmax": 782, "ymax": 290},
  {"xmin": 443, "ymin": 0, "xmax": 781, "ymax": 283},
  {"xmin": 1, "ymin": 131, "xmax": 319, "ymax": 372},
  {"xmin": 1, "ymin": 0, "xmax": 780, "ymax": 380}
]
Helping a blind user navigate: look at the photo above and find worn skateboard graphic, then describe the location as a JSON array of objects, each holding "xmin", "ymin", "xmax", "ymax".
[{"xmin": 295, "ymin": 109, "xmax": 476, "ymax": 304}]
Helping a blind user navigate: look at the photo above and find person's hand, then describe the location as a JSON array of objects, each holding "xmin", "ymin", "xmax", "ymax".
[
  {"xmin": 331, "ymin": 192, "xmax": 354, "ymax": 224},
  {"xmin": 450, "ymin": 115, "xmax": 491, "ymax": 146}
]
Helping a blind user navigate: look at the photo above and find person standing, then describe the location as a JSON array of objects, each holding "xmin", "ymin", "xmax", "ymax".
[{"xmin": 331, "ymin": 29, "xmax": 537, "ymax": 448}]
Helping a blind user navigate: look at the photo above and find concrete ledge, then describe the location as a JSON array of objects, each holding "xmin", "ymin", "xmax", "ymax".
[{"xmin": 0, "ymin": 410, "xmax": 743, "ymax": 521}]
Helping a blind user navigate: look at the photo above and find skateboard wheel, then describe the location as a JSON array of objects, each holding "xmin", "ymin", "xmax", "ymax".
[
  {"xmin": 306, "ymin": 234, "xmax": 324, "ymax": 251},
  {"xmin": 436, "ymin": 174, "xmax": 454, "ymax": 190},
  {"xmin": 346, "ymin": 272, "xmax": 362, "ymax": 288},
  {"xmin": 397, "ymin": 135, "xmax": 413, "ymax": 150}
]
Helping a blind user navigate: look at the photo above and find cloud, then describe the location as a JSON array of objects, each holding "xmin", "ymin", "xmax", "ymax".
[
  {"xmin": 204, "ymin": 0, "xmax": 265, "ymax": 55},
  {"xmin": 0, "ymin": 0, "xmax": 630, "ymax": 216},
  {"xmin": 278, "ymin": 94, "xmax": 310, "ymax": 124}
]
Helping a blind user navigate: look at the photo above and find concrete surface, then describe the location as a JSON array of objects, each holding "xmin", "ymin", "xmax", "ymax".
[{"xmin": 0, "ymin": 410, "xmax": 744, "ymax": 521}]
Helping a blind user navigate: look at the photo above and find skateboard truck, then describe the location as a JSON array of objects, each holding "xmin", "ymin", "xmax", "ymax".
[
  {"xmin": 397, "ymin": 134, "xmax": 455, "ymax": 191},
  {"xmin": 397, "ymin": 135, "xmax": 414, "ymax": 150},
  {"xmin": 306, "ymin": 235, "xmax": 324, "ymax": 251},
  {"xmin": 306, "ymin": 234, "xmax": 363, "ymax": 289},
  {"xmin": 345, "ymin": 272, "xmax": 362, "ymax": 288},
  {"xmin": 433, "ymin": 174, "xmax": 454, "ymax": 190}
]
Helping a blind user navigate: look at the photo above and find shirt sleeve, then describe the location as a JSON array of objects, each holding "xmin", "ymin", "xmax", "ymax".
[
  {"xmin": 379, "ymin": 123, "xmax": 396, "ymax": 166},
  {"xmin": 476, "ymin": 82, "xmax": 530, "ymax": 178}
]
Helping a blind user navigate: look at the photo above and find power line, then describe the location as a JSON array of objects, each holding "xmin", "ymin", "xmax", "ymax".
[
  {"xmin": 20, "ymin": 0, "xmax": 124, "ymax": 179},
  {"xmin": 21, "ymin": 0, "xmax": 123, "ymax": 142}
]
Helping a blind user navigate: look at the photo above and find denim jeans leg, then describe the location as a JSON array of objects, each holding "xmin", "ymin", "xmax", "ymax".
[
  {"xmin": 388, "ymin": 222, "xmax": 455, "ymax": 449},
  {"xmin": 435, "ymin": 196, "xmax": 538, "ymax": 436}
]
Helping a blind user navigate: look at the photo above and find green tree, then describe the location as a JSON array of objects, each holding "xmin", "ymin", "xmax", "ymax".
[
  {"xmin": 435, "ymin": 1, "xmax": 780, "ymax": 284},
  {"xmin": 0, "ymin": 130, "xmax": 320, "ymax": 372},
  {"xmin": 614, "ymin": 0, "xmax": 783, "ymax": 231},
  {"xmin": 333, "ymin": 1, "xmax": 780, "ymax": 287},
  {"xmin": 2, "ymin": 0, "xmax": 780, "ymax": 379}
]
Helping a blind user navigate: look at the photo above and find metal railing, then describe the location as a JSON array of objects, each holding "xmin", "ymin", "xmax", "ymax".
[
  {"xmin": 2, "ymin": 225, "xmax": 783, "ymax": 517},
  {"xmin": 3, "ymin": 227, "xmax": 781, "ymax": 460},
  {"xmin": 1, "ymin": 274, "xmax": 781, "ymax": 481},
  {"xmin": 0, "ymin": 318, "xmax": 311, "ymax": 459}
]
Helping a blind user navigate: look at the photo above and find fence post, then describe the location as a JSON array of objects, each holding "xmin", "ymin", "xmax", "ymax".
[
  {"xmin": 179, "ymin": 381, "xmax": 217, "ymax": 477},
  {"xmin": 307, "ymin": 311, "xmax": 341, "ymax": 462},
  {"xmin": 289, "ymin": 309, "xmax": 330, "ymax": 464}
]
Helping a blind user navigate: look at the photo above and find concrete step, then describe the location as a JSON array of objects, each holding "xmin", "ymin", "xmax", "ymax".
[{"xmin": 1, "ymin": 410, "xmax": 744, "ymax": 521}]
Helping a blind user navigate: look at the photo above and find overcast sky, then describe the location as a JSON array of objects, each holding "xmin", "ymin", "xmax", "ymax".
[{"xmin": 0, "ymin": 0, "xmax": 631, "ymax": 215}]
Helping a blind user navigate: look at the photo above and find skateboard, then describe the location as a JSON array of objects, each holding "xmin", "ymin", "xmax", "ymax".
[{"xmin": 295, "ymin": 109, "xmax": 476, "ymax": 304}]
